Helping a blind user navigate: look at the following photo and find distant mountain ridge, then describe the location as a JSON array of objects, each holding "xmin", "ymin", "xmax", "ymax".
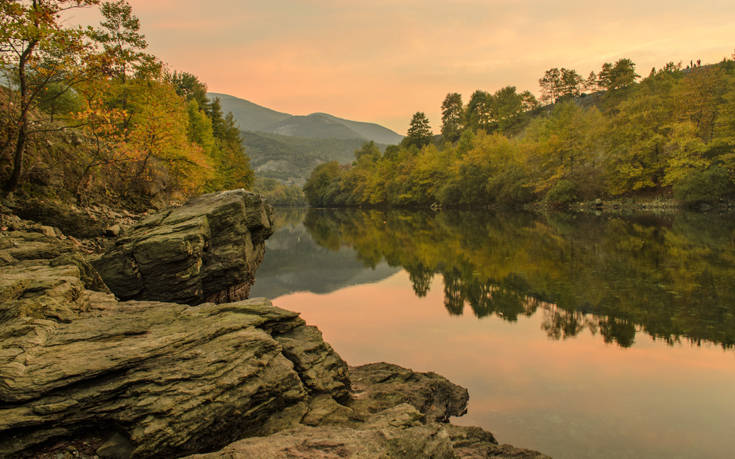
[
  {"xmin": 208, "ymin": 92, "xmax": 403, "ymax": 145},
  {"xmin": 207, "ymin": 92, "xmax": 403, "ymax": 185}
]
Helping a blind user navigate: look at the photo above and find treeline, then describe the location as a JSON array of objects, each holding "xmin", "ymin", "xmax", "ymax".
[
  {"xmin": 304, "ymin": 209, "xmax": 735, "ymax": 348},
  {"xmin": 0, "ymin": 0, "xmax": 252, "ymax": 205},
  {"xmin": 304, "ymin": 56, "xmax": 735, "ymax": 208}
]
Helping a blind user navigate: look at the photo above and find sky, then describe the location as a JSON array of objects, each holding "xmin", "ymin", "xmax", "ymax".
[{"xmin": 69, "ymin": 0, "xmax": 735, "ymax": 134}]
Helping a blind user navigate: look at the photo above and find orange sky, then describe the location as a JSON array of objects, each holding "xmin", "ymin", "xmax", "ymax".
[{"xmin": 70, "ymin": 1, "xmax": 734, "ymax": 133}]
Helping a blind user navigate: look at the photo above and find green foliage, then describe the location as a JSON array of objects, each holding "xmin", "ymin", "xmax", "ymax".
[
  {"xmin": 440, "ymin": 92, "xmax": 464, "ymax": 142},
  {"xmin": 302, "ymin": 57, "xmax": 735, "ymax": 210},
  {"xmin": 404, "ymin": 111, "xmax": 432, "ymax": 148},
  {"xmin": 543, "ymin": 179, "xmax": 578, "ymax": 208},
  {"xmin": 252, "ymin": 177, "xmax": 306, "ymax": 206},
  {"xmin": 673, "ymin": 166, "xmax": 734, "ymax": 206}
]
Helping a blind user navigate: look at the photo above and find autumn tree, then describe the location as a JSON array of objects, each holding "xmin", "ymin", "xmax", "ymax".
[
  {"xmin": 440, "ymin": 92, "xmax": 464, "ymax": 142},
  {"xmin": 1, "ymin": 0, "xmax": 99, "ymax": 193}
]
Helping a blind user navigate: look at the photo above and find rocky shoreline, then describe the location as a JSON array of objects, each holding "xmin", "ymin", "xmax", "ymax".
[{"xmin": 0, "ymin": 190, "xmax": 547, "ymax": 458}]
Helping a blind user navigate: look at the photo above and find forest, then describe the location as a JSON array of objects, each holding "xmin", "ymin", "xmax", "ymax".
[
  {"xmin": 304, "ymin": 57, "xmax": 735, "ymax": 209},
  {"xmin": 0, "ymin": 0, "xmax": 252, "ymax": 206}
]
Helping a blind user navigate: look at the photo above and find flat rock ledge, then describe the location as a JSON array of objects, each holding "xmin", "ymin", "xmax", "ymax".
[{"xmin": 0, "ymin": 206, "xmax": 548, "ymax": 458}]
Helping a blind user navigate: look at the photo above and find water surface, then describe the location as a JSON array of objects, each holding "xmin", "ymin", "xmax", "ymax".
[{"xmin": 251, "ymin": 209, "xmax": 735, "ymax": 459}]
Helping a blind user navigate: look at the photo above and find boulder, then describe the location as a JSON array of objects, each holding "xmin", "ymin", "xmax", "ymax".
[
  {"xmin": 93, "ymin": 189, "xmax": 273, "ymax": 304},
  {"xmin": 349, "ymin": 362, "xmax": 469, "ymax": 422}
]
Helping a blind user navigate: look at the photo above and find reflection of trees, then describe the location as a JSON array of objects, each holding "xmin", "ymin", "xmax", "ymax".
[
  {"xmin": 303, "ymin": 208, "xmax": 735, "ymax": 349},
  {"xmin": 407, "ymin": 263, "xmax": 433, "ymax": 297}
]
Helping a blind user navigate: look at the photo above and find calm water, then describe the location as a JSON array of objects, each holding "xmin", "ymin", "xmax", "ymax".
[{"xmin": 251, "ymin": 208, "xmax": 735, "ymax": 459}]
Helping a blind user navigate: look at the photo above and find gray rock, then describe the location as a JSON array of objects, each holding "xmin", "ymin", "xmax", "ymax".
[{"xmin": 93, "ymin": 189, "xmax": 274, "ymax": 304}]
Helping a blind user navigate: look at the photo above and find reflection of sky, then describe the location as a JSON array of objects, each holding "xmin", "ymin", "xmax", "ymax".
[
  {"xmin": 273, "ymin": 271, "xmax": 735, "ymax": 459},
  {"xmin": 68, "ymin": 0, "xmax": 735, "ymax": 133}
]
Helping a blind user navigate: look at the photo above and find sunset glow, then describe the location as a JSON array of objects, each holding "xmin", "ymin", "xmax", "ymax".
[{"xmin": 68, "ymin": 0, "xmax": 735, "ymax": 133}]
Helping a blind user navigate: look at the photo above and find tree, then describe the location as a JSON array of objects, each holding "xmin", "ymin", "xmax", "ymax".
[
  {"xmin": 493, "ymin": 86, "xmax": 524, "ymax": 133},
  {"xmin": 597, "ymin": 62, "xmax": 613, "ymax": 90},
  {"xmin": 89, "ymin": 0, "xmax": 150, "ymax": 81},
  {"xmin": 560, "ymin": 68, "xmax": 582, "ymax": 98},
  {"xmin": 598, "ymin": 58, "xmax": 639, "ymax": 91},
  {"xmin": 466, "ymin": 90, "xmax": 494, "ymax": 132},
  {"xmin": 1, "ymin": 0, "xmax": 100, "ymax": 193},
  {"xmin": 583, "ymin": 71, "xmax": 598, "ymax": 92},
  {"xmin": 610, "ymin": 58, "xmax": 639, "ymax": 90},
  {"xmin": 440, "ymin": 92, "xmax": 464, "ymax": 142},
  {"xmin": 539, "ymin": 68, "xmax": 562, "ymax": 104},
  {"xmin": 405, "ymin": 112, "xmax": 432, "ymax": 148},
  {"xmin": 168, "ymin": 70, "xmax": 209, "ymax": 109}
]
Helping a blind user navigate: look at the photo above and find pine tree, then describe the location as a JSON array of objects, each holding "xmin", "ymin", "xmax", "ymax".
[{"xmin": 405, "ymin": 112, "xmax": 433, "ymax": 148}]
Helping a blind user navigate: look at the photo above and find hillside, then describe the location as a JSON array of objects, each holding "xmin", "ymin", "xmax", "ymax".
[
  {"xmin": 303, "ymin": 59, "xmax": 735, "ymax": 209},
  {"xmin": 207, "ymin": 92, "xmax": 291, "ymax": 131},
  {"xmin": 241, "ymin": 131, "xmax": 380, "ymax": 184}
]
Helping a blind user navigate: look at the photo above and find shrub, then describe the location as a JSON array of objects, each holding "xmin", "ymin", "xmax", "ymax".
[
  {"xmin": 673, "ymin": 166, "xmax": 734, "ymax": 206},
  {"xmin": 544, "ymin": 179, "xmax": 579, "ymax": 208}
]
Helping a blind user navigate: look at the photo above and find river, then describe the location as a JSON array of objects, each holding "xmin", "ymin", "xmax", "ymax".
[{"xmin": 251, "ymin": 208, "xmax": 735, "ymax": 459}]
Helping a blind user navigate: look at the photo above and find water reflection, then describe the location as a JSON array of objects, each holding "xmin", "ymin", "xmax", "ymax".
[
  {"xmin": 250, "ymin": 208, "xmax": 399, "ymax": 299},
  {"xmin": 301, "ymin": 209, "xmax": 735, "ymax": 349}
]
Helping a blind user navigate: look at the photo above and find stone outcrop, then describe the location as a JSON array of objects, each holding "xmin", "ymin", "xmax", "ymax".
[
  {"xmin": 92, "ymin": 189, "xmax": 273, "ymax": 305},
  {"xmin": 0, "ymin": 225, "xmax": 349, "ymax": 457}
]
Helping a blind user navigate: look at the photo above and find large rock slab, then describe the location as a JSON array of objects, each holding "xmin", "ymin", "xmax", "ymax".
[
  {"xmin": 0, "ymin": 226, "xmax": 350, "ymax": 458},
  {"xmin": 92, "ymin": 189, "xmax": 273, "ymax": 304}
]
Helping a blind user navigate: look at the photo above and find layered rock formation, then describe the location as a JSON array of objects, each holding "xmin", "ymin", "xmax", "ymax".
[
  {"xmin": 188, "ymin": 363, "xmax": 549, "ymax": 459},
  {"xmin": 0, "ymin": 215, "xmax": 348, "ymax": 457},
  {"xmin": 0, "ymin": 192, "xmax": 548, "ymax": 458},
  {"xmin": 93, "ymin": 190, "xmax": 273, "ymax": 304}
]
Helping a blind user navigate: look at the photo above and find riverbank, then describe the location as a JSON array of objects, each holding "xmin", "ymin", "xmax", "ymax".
[{"xmin": 0, "ymin": 190, "xmax": 547, "ymax": 458}]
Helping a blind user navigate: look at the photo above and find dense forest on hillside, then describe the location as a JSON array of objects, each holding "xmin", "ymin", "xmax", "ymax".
[
  {"xmin": 0, "ymin": 0, "xmax": 252, "ymax": 206},
  {"xmin": 305, "ymin": 57, "xmax": 735, "ymax": 209}
]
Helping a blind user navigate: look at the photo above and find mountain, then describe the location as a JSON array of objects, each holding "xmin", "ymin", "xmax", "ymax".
[
  {"xmin": 207, "ymin": 92, "xmax": 403, "ymax": 184},
  {"xmin": 207, "ymin": 93, "xmax": 403, "ymax": 144},
  {"xmin": 208, "ymin": 93, "xmax": 291, "ymax": 132}
]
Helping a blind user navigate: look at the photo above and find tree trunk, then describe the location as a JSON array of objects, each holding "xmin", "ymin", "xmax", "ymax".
[{"xmin": 4, "ymin": 125, "xmax": 26, "ymax": 192}]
